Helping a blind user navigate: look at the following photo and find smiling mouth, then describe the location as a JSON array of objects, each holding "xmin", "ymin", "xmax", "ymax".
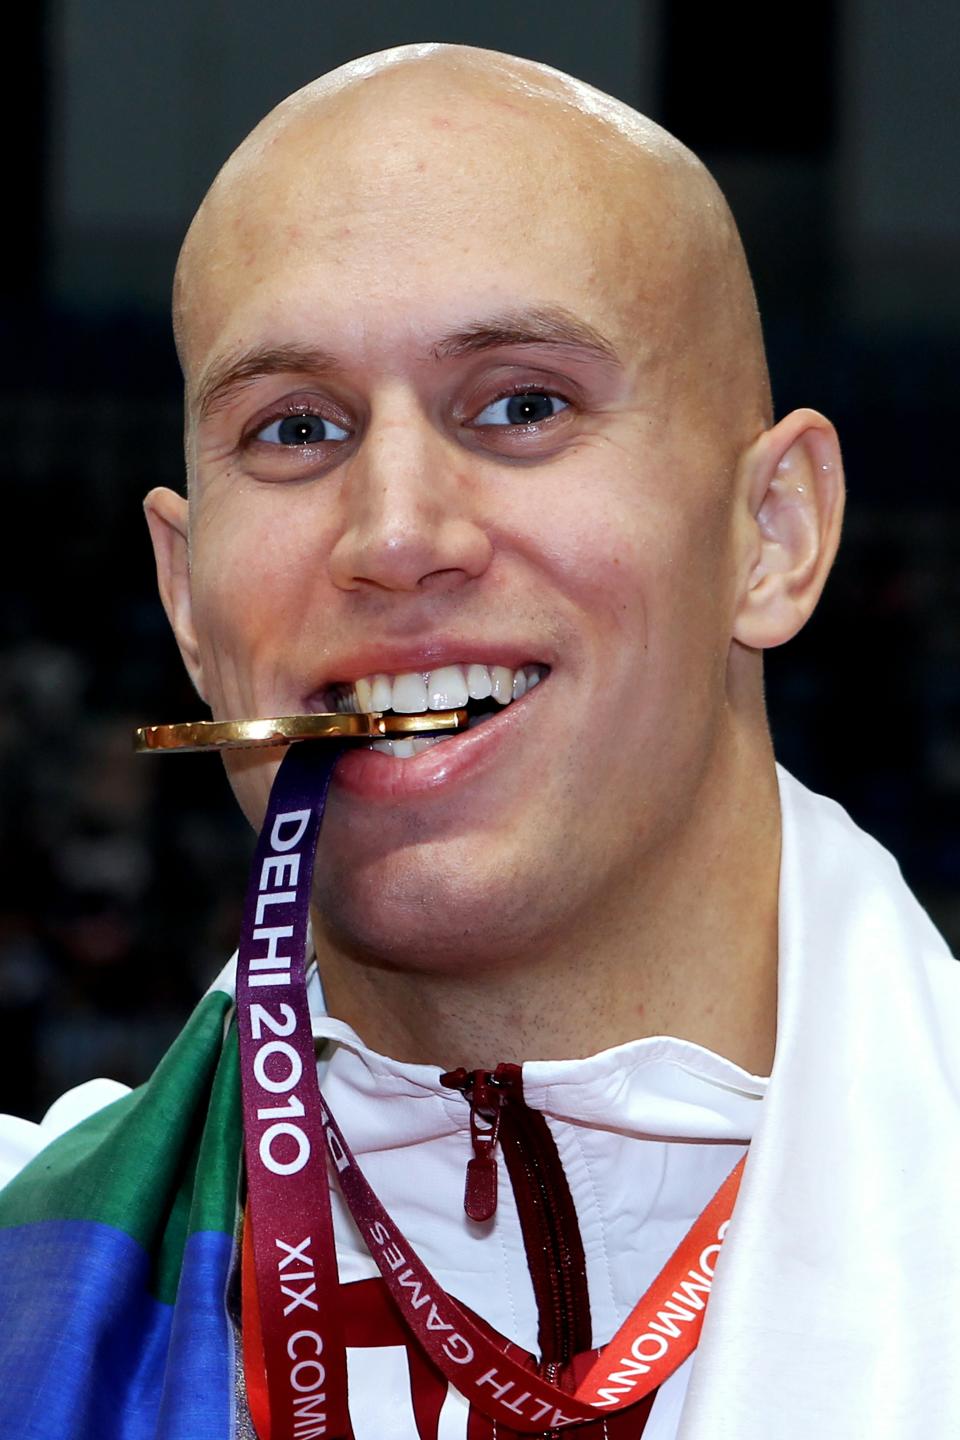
[{"xmin": 316, "ymin": 662, "xmax": 548, "ymax": 758}]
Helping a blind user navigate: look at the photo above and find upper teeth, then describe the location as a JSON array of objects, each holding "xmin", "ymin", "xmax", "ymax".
[{"xmin": 330, "ymin": 663, "xmax": 545, "ymax": 714}]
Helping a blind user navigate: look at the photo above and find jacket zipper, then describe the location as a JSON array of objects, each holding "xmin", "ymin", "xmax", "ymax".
[{"xmin": 440, "ymin": 1064, "xmax": 592, "ymax": 1378}]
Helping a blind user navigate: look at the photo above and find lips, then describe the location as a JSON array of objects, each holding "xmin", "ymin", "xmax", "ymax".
[
  {"xmin": 312, "ymin": 662, "xmax": 548, "ymax": 759},
  {"xmin": 315, "ymin": 659, "xmax": 550, "ymax": 798}
]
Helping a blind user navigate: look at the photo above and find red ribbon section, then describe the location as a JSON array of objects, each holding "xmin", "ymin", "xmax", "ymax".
[{"xmin": 320, "ymin": 1101, "xmax": 743, "ymax": 1430}]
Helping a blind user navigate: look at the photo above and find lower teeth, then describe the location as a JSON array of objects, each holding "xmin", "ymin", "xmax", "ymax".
[
  {"xmin": 366, "ymin": 691, "xmax": 519, "ymax": 758},
  {"xmin": 368, "ymin": 734, "xmax": 447, "ymax": 758}
]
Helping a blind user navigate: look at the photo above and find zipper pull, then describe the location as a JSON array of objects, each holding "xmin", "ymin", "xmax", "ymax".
[{"xmin": 440, "ymin": 1067, "xmax": 509, "ymax": 1222}]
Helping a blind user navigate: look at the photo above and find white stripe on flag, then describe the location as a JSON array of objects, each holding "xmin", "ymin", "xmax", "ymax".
[
  {"xmin": 436, "ymin": 1380, "xmax": 470, "ymax": 1440},
  {"xmin": 346, "ymin": 1345, "xmax": 421, "ymax": 1439}
]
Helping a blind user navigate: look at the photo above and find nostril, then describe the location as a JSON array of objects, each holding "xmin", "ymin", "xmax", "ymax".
[
  {"xmin": 328, "ymin": 505, "xmax": 494, "ymax": 594},
  {"xmin": 418, "ymin": 567, "xmax": 477, "ymax": 592}
]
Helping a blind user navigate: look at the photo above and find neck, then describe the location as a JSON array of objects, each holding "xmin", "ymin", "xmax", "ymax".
[{"xmin": 313, "ymin": 735, "xmax": 781, "ymax": 1077}]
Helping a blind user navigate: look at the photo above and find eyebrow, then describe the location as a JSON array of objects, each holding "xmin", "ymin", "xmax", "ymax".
[
  {"xmin": 193, "ymin": 306, "xmax": 622, "ymax": 421},
  {"xmin": 194, "ymin": 343, "xmax": 342, "ymax": 421},
  {"xmin": 432, "ymin": 306, "xmax": 622, "ymax": 367}
]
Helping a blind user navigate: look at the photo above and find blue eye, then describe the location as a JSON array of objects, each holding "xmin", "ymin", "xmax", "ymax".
[
  {"xmin": 473, "ymin": 392, "xmax": 568, "ymax": 426},
  {"xmin": 256, "ymin": 413, "xmax": 350, "ymax": 445}
]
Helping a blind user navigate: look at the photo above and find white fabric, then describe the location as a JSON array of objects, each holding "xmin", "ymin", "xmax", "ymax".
[
  {"xmin": 312, "ymin": 1012, "xmax": 761, "ymax": 1333},
  {"xmin": 2, "ymin": 764, "xmax": 958, "ymax": 1439},
  {"xmin": 678, "ymin": 767, "xmax": 960, "ymax": 1439},
  {"xmin": 0, "ymin": 1078, "xmax": 129, "ymax": 1188}
]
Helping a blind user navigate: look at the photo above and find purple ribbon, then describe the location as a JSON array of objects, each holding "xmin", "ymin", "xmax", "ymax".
[{"xmin": 236, "ymin": 740, "xmax": 349, "ymax": 1440}]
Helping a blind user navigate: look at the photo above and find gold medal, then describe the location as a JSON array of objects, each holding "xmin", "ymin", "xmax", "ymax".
[{"xmin": 134, "ymin": 710, "xmax": 469, "ymax": 754}]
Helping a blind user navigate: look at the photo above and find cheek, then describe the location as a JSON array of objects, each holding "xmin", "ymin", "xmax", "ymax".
[
  {"xmin": 497, "ymin": 464, "xmax": 644, "ymax": 608},
  {"xmin": 500, "ymin": 466, "xmax": 690, "ymax": 644},
  {"xmin": 188, "ymin": 485, "xmax": 337, "ymax": 699},
  {"xmin": 510, "ymin": 452, "xmax": 736, "ymax": 685},
  {"xmin": 221, "ymin": 746, "xmax": 284, "ymax": 834}
]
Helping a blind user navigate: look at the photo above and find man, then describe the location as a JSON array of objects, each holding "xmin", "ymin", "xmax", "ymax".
[{"xmin": 1, "ymin": 41, "xmax": 958, "ymax": 1440}]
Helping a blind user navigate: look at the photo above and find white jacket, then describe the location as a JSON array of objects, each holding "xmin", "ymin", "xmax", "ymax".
[{"xmin": 4, "ymin": 766, "xmax": 958, "ymax": 1439}]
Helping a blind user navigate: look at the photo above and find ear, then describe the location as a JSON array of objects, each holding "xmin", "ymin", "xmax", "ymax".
[
  {"xmin": 143, "ymin": 486, "xmax": 207, "ymax": 700},
  {"xmin": 733, "ymin": 408, "xmax": 845, "ymax": 650}
]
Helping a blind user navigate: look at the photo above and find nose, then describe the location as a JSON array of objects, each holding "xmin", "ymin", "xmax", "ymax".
[{"xmin": 327, "ymin": 398, "xmax": 493, "ymax": 595}]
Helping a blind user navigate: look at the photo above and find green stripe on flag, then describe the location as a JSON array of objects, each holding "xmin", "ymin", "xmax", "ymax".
[{"xmin": 0, "ymin": 988, "xmax": 243, "ymax": 1304}]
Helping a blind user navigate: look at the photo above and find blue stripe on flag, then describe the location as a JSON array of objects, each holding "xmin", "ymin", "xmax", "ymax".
[
  {"xmin": 0, "ymin": 1220, "xmax": 233, "ymax": 1439},
  {"xmin": 157, "ymin": 1228, "xmax": 236, "ymax": 1436}
]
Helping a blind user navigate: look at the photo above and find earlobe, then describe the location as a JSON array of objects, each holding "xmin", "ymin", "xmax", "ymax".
[
  {"xmin": 733, "ymin": 408, "xmax": 845, "ymax": 651},
  {"xmin": 143, "ymin": 487, "xmax": 207, "ymax": 699}
]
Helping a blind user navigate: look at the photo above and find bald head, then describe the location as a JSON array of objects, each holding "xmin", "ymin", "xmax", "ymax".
[{"xmin": 174, "ymin": 43, "xmax": 770, "ymax": 444}]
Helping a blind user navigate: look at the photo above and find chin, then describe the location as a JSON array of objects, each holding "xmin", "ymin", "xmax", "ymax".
[{"xmin": 311, "ymin": 840, "xmax": 558, "ymax": 976}]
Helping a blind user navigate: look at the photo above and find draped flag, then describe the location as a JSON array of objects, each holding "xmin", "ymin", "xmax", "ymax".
[{"xmin": 0, "ymin": 985, "xmax": 242, "ymax": 1440}]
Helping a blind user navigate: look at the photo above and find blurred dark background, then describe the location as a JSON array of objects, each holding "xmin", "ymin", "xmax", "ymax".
[{"xmin": 1, "ymin": 2, "xmax": 957, "ymax": 1119}]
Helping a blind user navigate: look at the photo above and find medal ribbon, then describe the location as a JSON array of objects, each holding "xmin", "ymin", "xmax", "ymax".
[
  {"xmin": 237, "ymin": 743, "xmax": 746, "ymax": 1438},
  {"xmin": 236, "ymin": 741, "xmax": 349, "ymax": 1440}
]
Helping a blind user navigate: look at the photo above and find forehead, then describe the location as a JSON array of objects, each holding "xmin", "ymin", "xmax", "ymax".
[{"xmin": 179, "ymin": 86, "xmax": 689, "ymax": 386}]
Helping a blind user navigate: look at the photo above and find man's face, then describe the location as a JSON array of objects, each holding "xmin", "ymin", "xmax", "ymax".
[{"xmin": 172, "ymin": 95, "xmax": 745, "ymax": 971}]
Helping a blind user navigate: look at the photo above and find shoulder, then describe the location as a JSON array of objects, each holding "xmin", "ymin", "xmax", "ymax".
[
  {"xmin": 776, "ymin": 764, "xmax": 960, "ymax": 1067},
  {"xmin": 0, "ymin": 959, "xmax": 238, "ymax": 1197},
  {"xmin": 777, "ymin": 763, "xmax": 956, "ymax": 953},
  {"xmin": 0, "ymin": 1078, "xmax": 130, "ymax": 1191}
]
